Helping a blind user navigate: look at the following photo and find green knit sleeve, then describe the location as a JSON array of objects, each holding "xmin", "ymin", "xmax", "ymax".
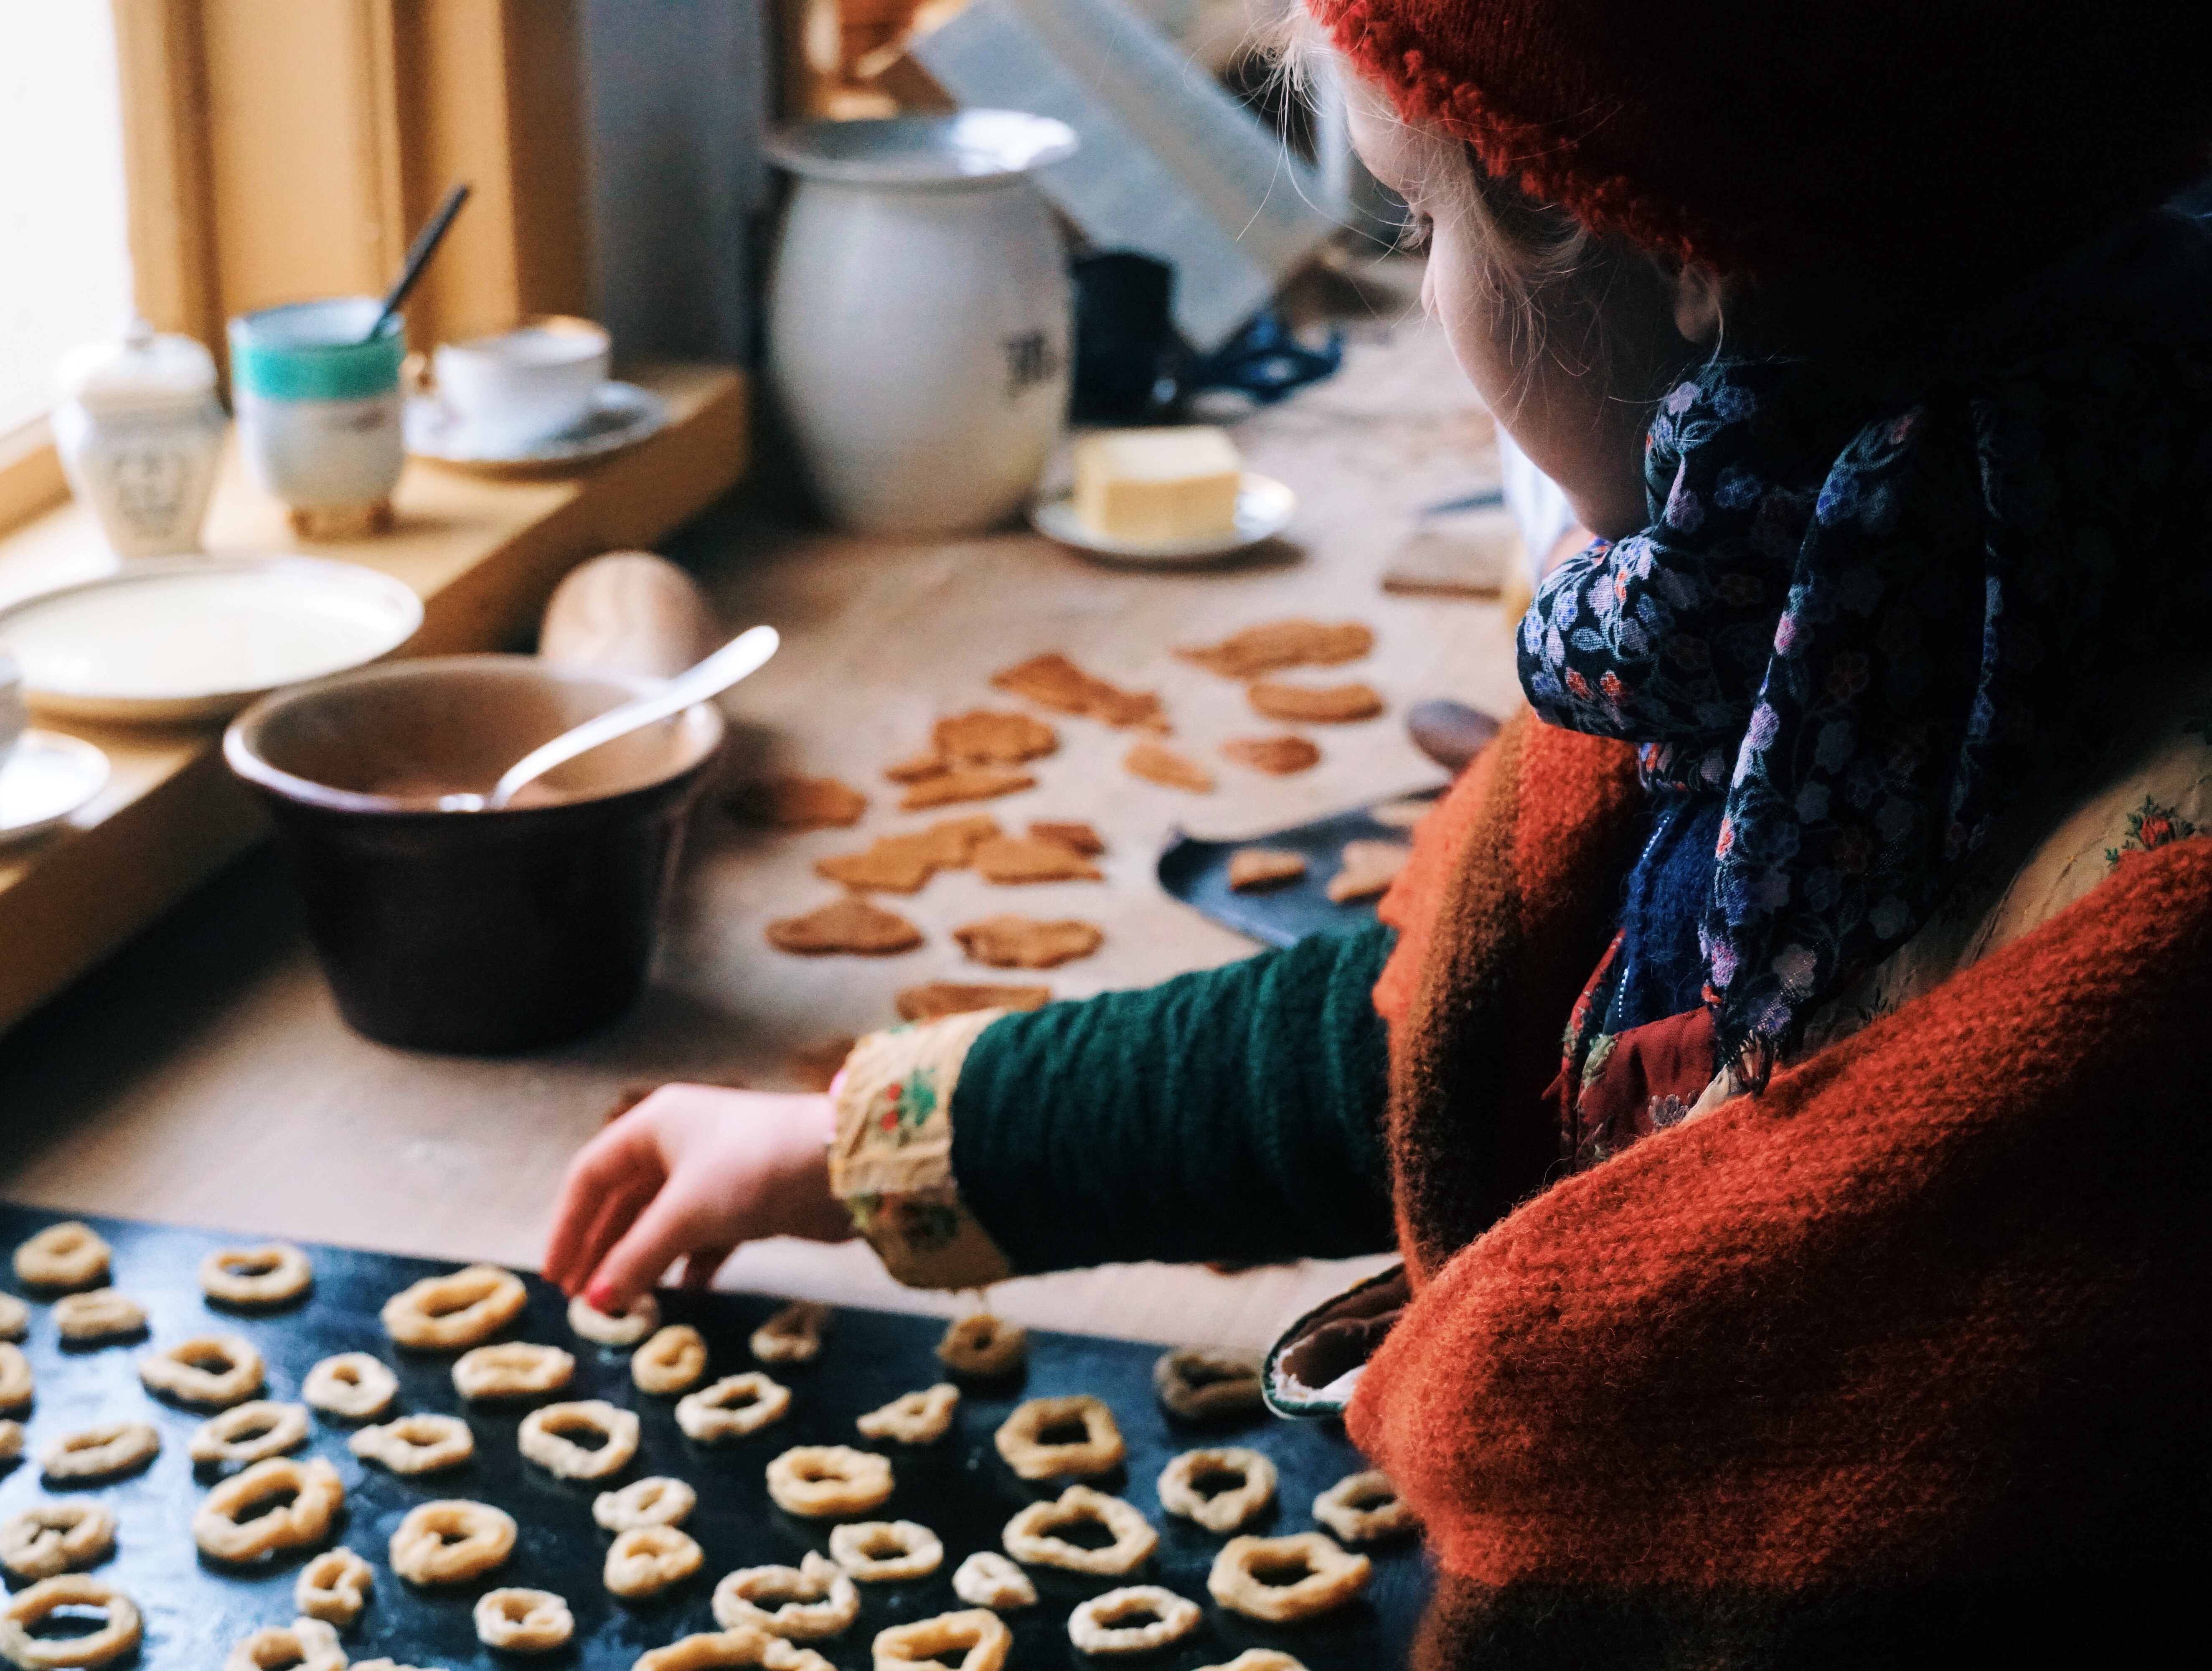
[{"xmin": 947, "ymin": 922, "xmax": 1398, "ymax": 1272}]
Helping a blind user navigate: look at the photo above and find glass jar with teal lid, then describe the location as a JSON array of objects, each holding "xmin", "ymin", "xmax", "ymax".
[{"xmin": 229, "ymin": 297, "xmax": 406, "ymax": 540}]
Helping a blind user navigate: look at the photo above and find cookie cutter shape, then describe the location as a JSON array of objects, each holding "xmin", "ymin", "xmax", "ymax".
[
  {"xmin": 139, "ymin": 1333, "xmax": 264, "ymax": 1407},
  {"xmin": 51, "ymin": 1290, "xmax": 145, "ymax": 1343},
  {"xmin": 676, "ymin": 1372, "xmax": 790, "ymax": 1442},
  {"xmin": 452, "ymin": 1341, "xmax": 575, "ymax": 1401},
  {"xmin": 40, "ymin": 1422, "xmax": 159, "ymax": 1483},
  {"xmin": 1067, "ymin": 1585, "xmax": 1202, "ymax": 1656},
  {"xmin": 569, "ymin": 1290, "xmax": 660, "ymax": 1347},
  {"xmin": 390, "ymin": 1500, "xmax": 516, "ymax": 1585},
  {"xmin": 1313, "ymin": 1469, "xmax": 1418, "ymax": 1542},
  {"xmin": 1153, "ymin": 1349, "xmax": 1265, "ymax": 1421},
  {"xmin": 633, "ymin": 1324, "xmax": 709, "ymax": 1394},
  {"xmin": 295, "ymin": 1545, "xmax": 373, "ymax": 1625},
  {"xmin": 874, "ymin": 1608, "xmax": 1011, "ymax": 1671},
  {"xmin": 349, "ymin": 1413, "xmax": 474, "ymax": 1475},
  {"xmin": 0, "ymin": 1345, "xmax": 28, "ymax": 1412},
  {"xmin": 764, "ymin": 1445, "xmax": 893, "ymax": 1519},
  {"xmin": 474, "ymin": 1587, "xmax": 573, "ymax": 1652},
  {"xmin": 711, "ymin": 1551, "xmax": 858, "ymax": 1640},
  {"xmin": 594, "ymin": 1475, "xmax": 696, "ymax": 1532},
  {"xmin": 934, "ymin": 1313, "xmax": 1027, "ymax": 1378},
  {"xmin": 190, "ymin": 1400, "xmax": 310, "ymax": 1467},
  {"xmin": 994, "ymin": 1394, "xmax": 1125, "ymax": 1481},
  {"xmin": 381, "ymin": 1263, "xmax": 528, "ymax": 1350},
  {"xmin": 826, "ymin": 1519, "xmax": 943, "ymax": 1583},
  {"xmin": 200, "ymin": 1244, "xmax": 313, "ymax": 1307},
  {"xmin": 12, "ymin": 1223, "xmax": 110, "ymax": 1291},
  {"xmin": 302, "ymin": 1352, "xmax": 398, "ymax": 1420},
  {"xmin": 0, "ymin": 1575, "xmax": 142, "ymax": 1670},
  {"xmin": 223, "ymin": 1617, "xmax": 343, "ymax": 1671},
  {"xmin": 856, "ymin": 1383, "xmax": 959, "ymax": 1445},
  {"xmin": 520, "ymin": 1399, "xmax": 639, "ymax": 1480},
  {"xmin": 1206, "ymin": 1532, "xmax": 1371, "ymax": 1623},
  {"xmin": 950, "ymin": 1551, "xmax": 1036, "ymax": 1611},
  {"xmin": 1002, "ymin": 1484, "xmax": 1156, "ymax": 1576},
  {"xmin": 636, "ymin": 1630, "xmax": 833, "ymax": 1671},
  {"xmin": 749, "ymin": 1300, "xmax": 832, "ymax": 1364},
  {"xmin": 0, "ymin": 1503, "xmax": 116, "ymax": 1581},
  {"xmin": 192, "ymin": 1455, "xmax": 344, "ymax": 1563},
  {"xmin": 604, "ymin": 1525, "xmax": 703, "ymax": 1599},
  {"xmin": 0, "ymin": 1295, "xmax": 26, "ymax": 1341},
  {"xmin": 1157, "ymin": 1446, "xmax": 1278, "ymax": 1533}
]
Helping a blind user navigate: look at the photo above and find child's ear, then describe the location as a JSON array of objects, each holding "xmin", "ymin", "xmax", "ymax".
[{"xmin": 1668, "ymin": 262, "xmax": 1744, "ymax": 346}]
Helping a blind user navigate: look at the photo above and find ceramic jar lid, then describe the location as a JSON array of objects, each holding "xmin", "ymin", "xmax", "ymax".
[{"xmin": 54, "ymin": 320, "xmax": 218, "ymax": 413}]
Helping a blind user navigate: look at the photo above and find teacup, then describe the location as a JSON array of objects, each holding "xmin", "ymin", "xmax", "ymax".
[
  {"xmin": 433, "ymin": 316, "xmax": 611, "ymax": 452},
  {"xmin": 229, "ymin": 297, "xmax": 406, "ymax": 541}
]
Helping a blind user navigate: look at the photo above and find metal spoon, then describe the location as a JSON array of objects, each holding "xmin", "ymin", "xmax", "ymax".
[
  {"xmin": 366, "ymin": 181, "xmax": 472, "ymax": 342},
  {"xmin": 440, "ymin": 624, "xmax": 779, "ymax": 812}
]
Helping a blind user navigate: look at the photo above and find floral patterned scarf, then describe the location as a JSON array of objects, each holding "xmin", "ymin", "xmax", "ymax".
[{"xmin": 1519, "ymin": 211, "xmax": 2212, "ymax": 1079}]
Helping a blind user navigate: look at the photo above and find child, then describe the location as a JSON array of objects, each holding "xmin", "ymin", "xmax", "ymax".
[{"xmin": 548, "ymin": 2, "xmax": 2212, "ymax": 1661}]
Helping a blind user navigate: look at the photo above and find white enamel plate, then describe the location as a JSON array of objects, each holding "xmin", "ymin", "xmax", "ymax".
[
  {"xmin": 1030, "ymin": 472, "xmax": 1297, "ymax": 564},
  {"xmin": 0, "ymin": 731, "xmax": 109, "ymax": 845}
]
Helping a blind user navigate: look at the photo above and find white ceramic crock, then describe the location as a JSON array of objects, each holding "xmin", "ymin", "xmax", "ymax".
[{"xmin": 51, "ymin": 321, "xmax": 225, "ymax": 559}]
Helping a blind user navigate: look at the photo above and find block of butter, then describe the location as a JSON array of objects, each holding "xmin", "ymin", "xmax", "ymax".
[{"xmin": 1072, "ymin": 426, "xmax": 1243, "ymax": 542}]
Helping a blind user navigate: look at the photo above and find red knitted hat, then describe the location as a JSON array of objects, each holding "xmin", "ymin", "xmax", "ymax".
[{"xmin": 1313, "ymin": 0, "xmax": 2212, "ymax": 272}]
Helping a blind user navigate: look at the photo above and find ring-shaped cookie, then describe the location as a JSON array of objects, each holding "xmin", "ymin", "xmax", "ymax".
[
  {"xmin": 604, "ymin": 1524, "xmax": 703, "ymax": 1598},
  {"xmin": 351, "ymin": 1662, "xmax": 448, "ymax": 1671},
  {"xmin": 190, "ymin": 1400, "xmax": 310, "ymax": 1467},
  {"xmin": 0, "ymin": 1344, "xmax": 29, "ymax": 1412},
  {"xmin": 0, "ymin": 1503, "xmax": 117, "ymax": 1581},
  {"xmin": 993, "ymin": 1394, "xmax": 1125, "ymax": 1481},
  {"xmin": 711, "ymin": 1550, "xmax": 859, "ymax": 1640},
  {"xmin": 12, "ymin": 1224, "xmax": 110, "ymax": 1291},
  {"xmin": 1157, "ymin": 1446, "xmax": 1277, "ymax": 1533},
  {"xmin": 856, "ymin": 1384, "xmax": 959, "ymax": 1445},
  {"xmin": 390, "ymin": 1499, "xmax": 516, "ymax": 1585},
  {"xmin": 452, "ymin": 1342, "xmax": 575, "ymax": 1401},
  {"xmin": 874, "ymin": 1609, "xmax": 1011, "ymax": 1671},
  {"xmin": 191, "ymin": 1456, "xmax": 344, "ymax": 1563},
  {"xmin": 935, "ymin": 1314, "xmax": 1027, "ymax": 1378},
  {"xmin": 295, "ymin": 1545, "xmax": 374, "ymax": 1625},
  {"xmin": 594, "ymin": 1475, "xmax": 696, "ymax": 1531},
  {"xmin": 139, "ymin": 1333, "xmax": 264, "ymax": 1407},
  {"xmin": 950, "ymin": 1551, "xmax": 1036, "ymax": 1611},
  {"xmin": 1066, "ymin": 1586, "xmax": 1202, "ymax": 1656},
  {"xmin": 223, "ymin": 1617, "xmax": 343, "ymax": 1671},
  {"xmin": 1002, "ymin": 1485, "xmax": 1157, "ymax": 1576},
  {"xmin": 473, "ymin": 1587, "xmax": 573, "ymax": 1652},
  {"xmin": 302, "ymin": 1351, "xmax": 399, "ymax": 1420},
  {"xmin": 749, "ymin": 1301, "xmax": 832, "ymax": 1364},
  {"xmin": 51, "ymin": 1290, "xmax": 145, "ymax": 1343},
  {"xmin": 826, "ymin": 1519, "xmax": 943, "ymax": 1582},
  {"xmin": 518, "ymin": 1399, "xmax": 639, "ymax": 1480},
  {"xmin": 381, "ymin": 1264, "xmax": 528, "ymax": 1351},
  {"xmin": 0, "ymin": 1294, "xmax": 27, "ymax": 1341},
  {"xmin": 1206, "ymin": 1532, "xmax": 1371, "ymax": 1623},
  {"xmin": 568, "ymin": 1290, "xmax": 659, "ymax": 1347},
  {"xmin": 200, "ymin": 1244, "xmax": 313, "ymax": 1308},
  {"xmin": 1312, "ymin": 1469, "xmax": 1418, "ymax": 1543},
  {"xmin": 0, "ymin": 1421, "xmax": 22, "ymax": 1463},
  {"xmin": 1153, "ymin": 1349, "xmax": 1264, "ymax": 1422},
  {"xmin": 633, "ymin": 1324, "xmax": 709, "ymax": 1394},
  {"xmin": 635, "ymin": 1630, "xmax": 833, "ymax": 1671},
  {"xmin": 676, "ymin": 1372, "xmax": 790, "ymax": 1442},
  {"xmin": 40, "ymin": 1422, "xmax": 159, "ymax": 1483},
  {"xmin": 0, "ymin": 1575, "xmax": 141, "ymax": 1670},
  {"xmin": 348, "ymin": 1413, "xmax": 474, "ymax": 1474},
  {"xmin": 1195, "ymin": 1654, "xmax": 1310, "ymax": 1671},
  {"xmin": 763, "ymin": 1445, "xmax": 894, "ymax": 1518}
]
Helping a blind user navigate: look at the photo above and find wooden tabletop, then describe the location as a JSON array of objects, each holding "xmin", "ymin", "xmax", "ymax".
[{"xmin": 0, "ymin": 269, "xmax": 1519, "ymax": 1351}]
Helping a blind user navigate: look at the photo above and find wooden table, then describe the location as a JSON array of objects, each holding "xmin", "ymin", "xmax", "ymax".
[{"xmin": 0, "ymin": 269, "xmax": 1521, "ymax": 1351}]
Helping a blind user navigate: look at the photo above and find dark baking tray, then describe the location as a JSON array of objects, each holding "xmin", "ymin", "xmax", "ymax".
[{"xmin": 0, "ymin": 1204, "xmax": 1425, "ymax": 1668}]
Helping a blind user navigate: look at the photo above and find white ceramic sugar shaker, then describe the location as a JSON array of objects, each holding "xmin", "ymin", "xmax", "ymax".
[{"xmin": 51, "ymin": 320, "xmax": 226, "ymax": 559}]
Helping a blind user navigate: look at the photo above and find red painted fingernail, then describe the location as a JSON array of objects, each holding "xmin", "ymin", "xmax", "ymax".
[{"xmin": 585, "ymin": 1279, "xmax": 615, "ymax": 1310}]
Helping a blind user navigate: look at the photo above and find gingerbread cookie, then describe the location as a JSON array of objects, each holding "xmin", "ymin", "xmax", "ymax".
[
  {"xmin": 991, "ymin": 653, "xmax": 1168, "ymax": 732},
  {"xmin": 766, "ymin": 897, "xmax": 923, "ymax": 956},
  {"xmin": 971, "ymin": 834, "xmax": 1103, "ymax": 884},
  {"xmin": 1028, "ymin": 820, "xmax": 1103, "ymax": 854},
  {"xmin": 1176, "ymin": 618, "xmax": 1373, "ymax": 678},
  {"xmin": 731, "ymin": 774, "xmax": 867, "ymax": 830},
  {"xmin": 932, "ymin": 709, "xmax": 1057, "ymax": 763},
  {"xmin": 1124, "ymin": 740, "xmax": 1213, "ymax": 792},
  {"xmin": 895, "ymin": 982, "xmax": 1051, "ymax": 1022},
  {"xmin": 1247, "ymin": 680, "xmax": 1384, "ymax": 723},
  {"xmin": 1228, "ymin": 848, "xmax": 1307, "ymax": 891},
  {"xmin": 1221, "ymin": 734, "xmax": 1320, "ymax": 775},
  {"xmin": 898, "ymin": 764, "xmax": 1036, "ymax": 811},
  {"xmin": 1326, "ymin": 839, "xmax": 1410, "ymax": 902},
  {"xmin": 952, "ymin": 916, "xmax": 1102, "ymax": 969}
]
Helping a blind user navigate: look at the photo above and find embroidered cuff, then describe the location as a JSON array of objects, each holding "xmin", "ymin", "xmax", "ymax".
[{"xmin": 829, "ymin": 1009, "xmax": 1015, "ymax": 1291}]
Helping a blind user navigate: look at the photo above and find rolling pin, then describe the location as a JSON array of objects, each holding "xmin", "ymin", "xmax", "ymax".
[{"xmin": 539, "ymin": 551, "xmax": 721, "ymax": 678}]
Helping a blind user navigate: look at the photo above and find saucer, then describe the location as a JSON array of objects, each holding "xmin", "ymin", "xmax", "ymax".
[
  {"xmin": 1030, "ymin": 472, "xmax": 1297, "ymax": 564},
  {"xmin": 404, "ymin": 381, "xmax": 670, "ymax": 475},
  {"xmin": 0, "ymin": 731, "xmax": 109, "ymax": 846}
]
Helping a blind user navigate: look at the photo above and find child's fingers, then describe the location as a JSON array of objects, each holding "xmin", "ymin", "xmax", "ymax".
[
  {"xmin": 544, "ymin": 1120, "xmax": 662, "ymax": 1287},
  {"xmin": 559, "ymin": 1173, "xmax": 662, "ymax": 1298},
  {"xmin": 679, "ymin": 1245, "xmax": 735, "ymax": 1291},
  {"xmin": 585, "ymin": 1184, "xmax": 716, "ymax": 1314}
]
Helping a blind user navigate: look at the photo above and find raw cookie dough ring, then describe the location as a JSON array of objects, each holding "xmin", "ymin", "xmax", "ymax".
[
  {"xmin": 452, "ymin": 1342, "xmax": 575, "ymax": 1401},
  {"xmin": 139, "ymin": 1333, "xmax": 265, "ymax": 1407},
  {"xmin": 1001, "ymin": 1485, "xmax": 1158, "ymax": 1577},
  {"xmin": 1157, "ymin": 1446, "xmax": 1278, "ymax": 1533},
  {"xmin": 1153, "ymin": 1349, "xmax": 1265, "ymax": 1422},
  {"xmin": 676, "ymin": 1372, "xmax": 790, "ymax": 1442},
  {"xmin": 518, "ymin": 1399, "xmax": 640, "ymax": 1480},
  {"xmin": 856, "ymin": 1384, "xmax": 959, "ymax": 1445},
  {"xmin": 873, "ymin": 1609, "xmax": 1012, "ymax": 1671},
  {"xmin": 993, "ymin": 1394, "xmax": 1126, "ymax": 1480},
  {"xmin": 302, "ymin": 1352, "xmax": 399, "ymax": 1420},
  {"xmin": 51, "ymin": 1290, "xmax": 146, "ymax": 1343},
  {"xmin": 381, "ymin": 1264, "xmax": 528, "ymax": 1351},
  {"xmin": 749, "ymin": 1300, "xmax": 832, "ymax": 1364},
  {"xmin": 950, "ymin": 1551, "xmax": 1036, "ymax": 1611},
  {"xmin": 473, "ymin": 1587, "xmax": 573, "ymax": 1652},
  {"xmin": 1206, "ymin": 1532, "xmax": 1371, "ymax": 1623},
  {"xmin": 0, "ymin": 1575, "xmax": 142, "ymax": 1670},
  {"xmin": 604, "ymin": 1524, "xmax": 703, "ymax": 1598},
  {"xmin": 633, "ymin": 1324, "xmax": 709, "ymax": 1394},
  {"xmin": 826, "ymin": 1520, "xmax": 943, "ymax": 1582},
  {"xmin": 0, "ymin": 1295, "xmax": 26, "ymax": 1341},
  {"xmin": 189, "ymin": 1400, "xmax": 310, "ymax": 1466},
  {"xmin": 1196, "ymin": 1655, "xmax": 1310, "ymax": 1671},
  {"xmin": 192, "ymin": 1456, "xmax": 345, "ymax": 1563},
  {"xmin": 0, "ymin": 1345, "xmax": 29, "ymax": 1412},
  {"xmin": 390, "ymin": 1500, "xmax": 517, "ymax": 1585},
  {"xmin": 1066, "ymin": 1585, "xmax": 1202, "ymax": 1656},
  {"xmin": 200, "ymin": 1244, "xmax": 314, "ymax": 1307},
  {"xmin": 40, "ymin": 1422, "xmax": 159, "ymax": 1483},
  {"xmin": 0, "ymin": 1503, "xmax": 116, "ymax": 1581},
  {"xmin": 224, "ymin": 1617, "xmax": 344, "ymax": 1671},
  {"xmin": 636, "ymin": 1630, "xmax": 833, "ymax": 1671},
  {"xmin": 934, "ymin": 1314, "xmax": 1027, "ymax": 1378},
  {"xmin": 295, "ymin": 1545, "xmax": 374, "ymax": 1625},
  {"xmin": 0, "ymin": 1421, "xmax": 20, "ymax": 1463},
  {"xmin": 351, "ymin": 1662, "xmax": 449, "ymax": 1671},
  {"xmin": 1312, "ymin": 1469, "xmax": 1418, "ymax": 1542},
  {"xmin": 349, "ymin": 1413, "xmax": 475, "ymax": 1474},
  {"xmin": 12, "ymin": 1223, "xmax": 110, "ymax": 1291},
  {"xmin": 763, "ymin": 1445, "xmax": 894, "ymax": 1518},
  {"xmin": 711, "ymin": 1550, "xmax": 859, "ymax": 1640},
  {"xmin": 569, "ymin": 1290, "xmax": 659, "ymax": 1347},
  {"xmin": 594, "ymin": 1475, "xmax": 697, "ymax": 1531}
]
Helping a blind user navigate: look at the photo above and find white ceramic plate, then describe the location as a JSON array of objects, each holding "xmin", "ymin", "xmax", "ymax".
[
  {"xmin": 0, "ymin": 731, "xmax": 109, "ymax": 845},
  {"xmin": 404, "ymin": 380, "xmax": 670, "ymax": 474},
  {"xmin": 1030, "ymin": 472, "xmax": 1297, "ymax": 564},
  {"xmin": 0, "ymin": 558, "xmax": 423, "ymax": 724}
]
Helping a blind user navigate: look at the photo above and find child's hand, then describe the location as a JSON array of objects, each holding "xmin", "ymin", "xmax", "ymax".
[{"xmin": 543, "ymin": 1084, "xmax": 850, "ymax": 1312}]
